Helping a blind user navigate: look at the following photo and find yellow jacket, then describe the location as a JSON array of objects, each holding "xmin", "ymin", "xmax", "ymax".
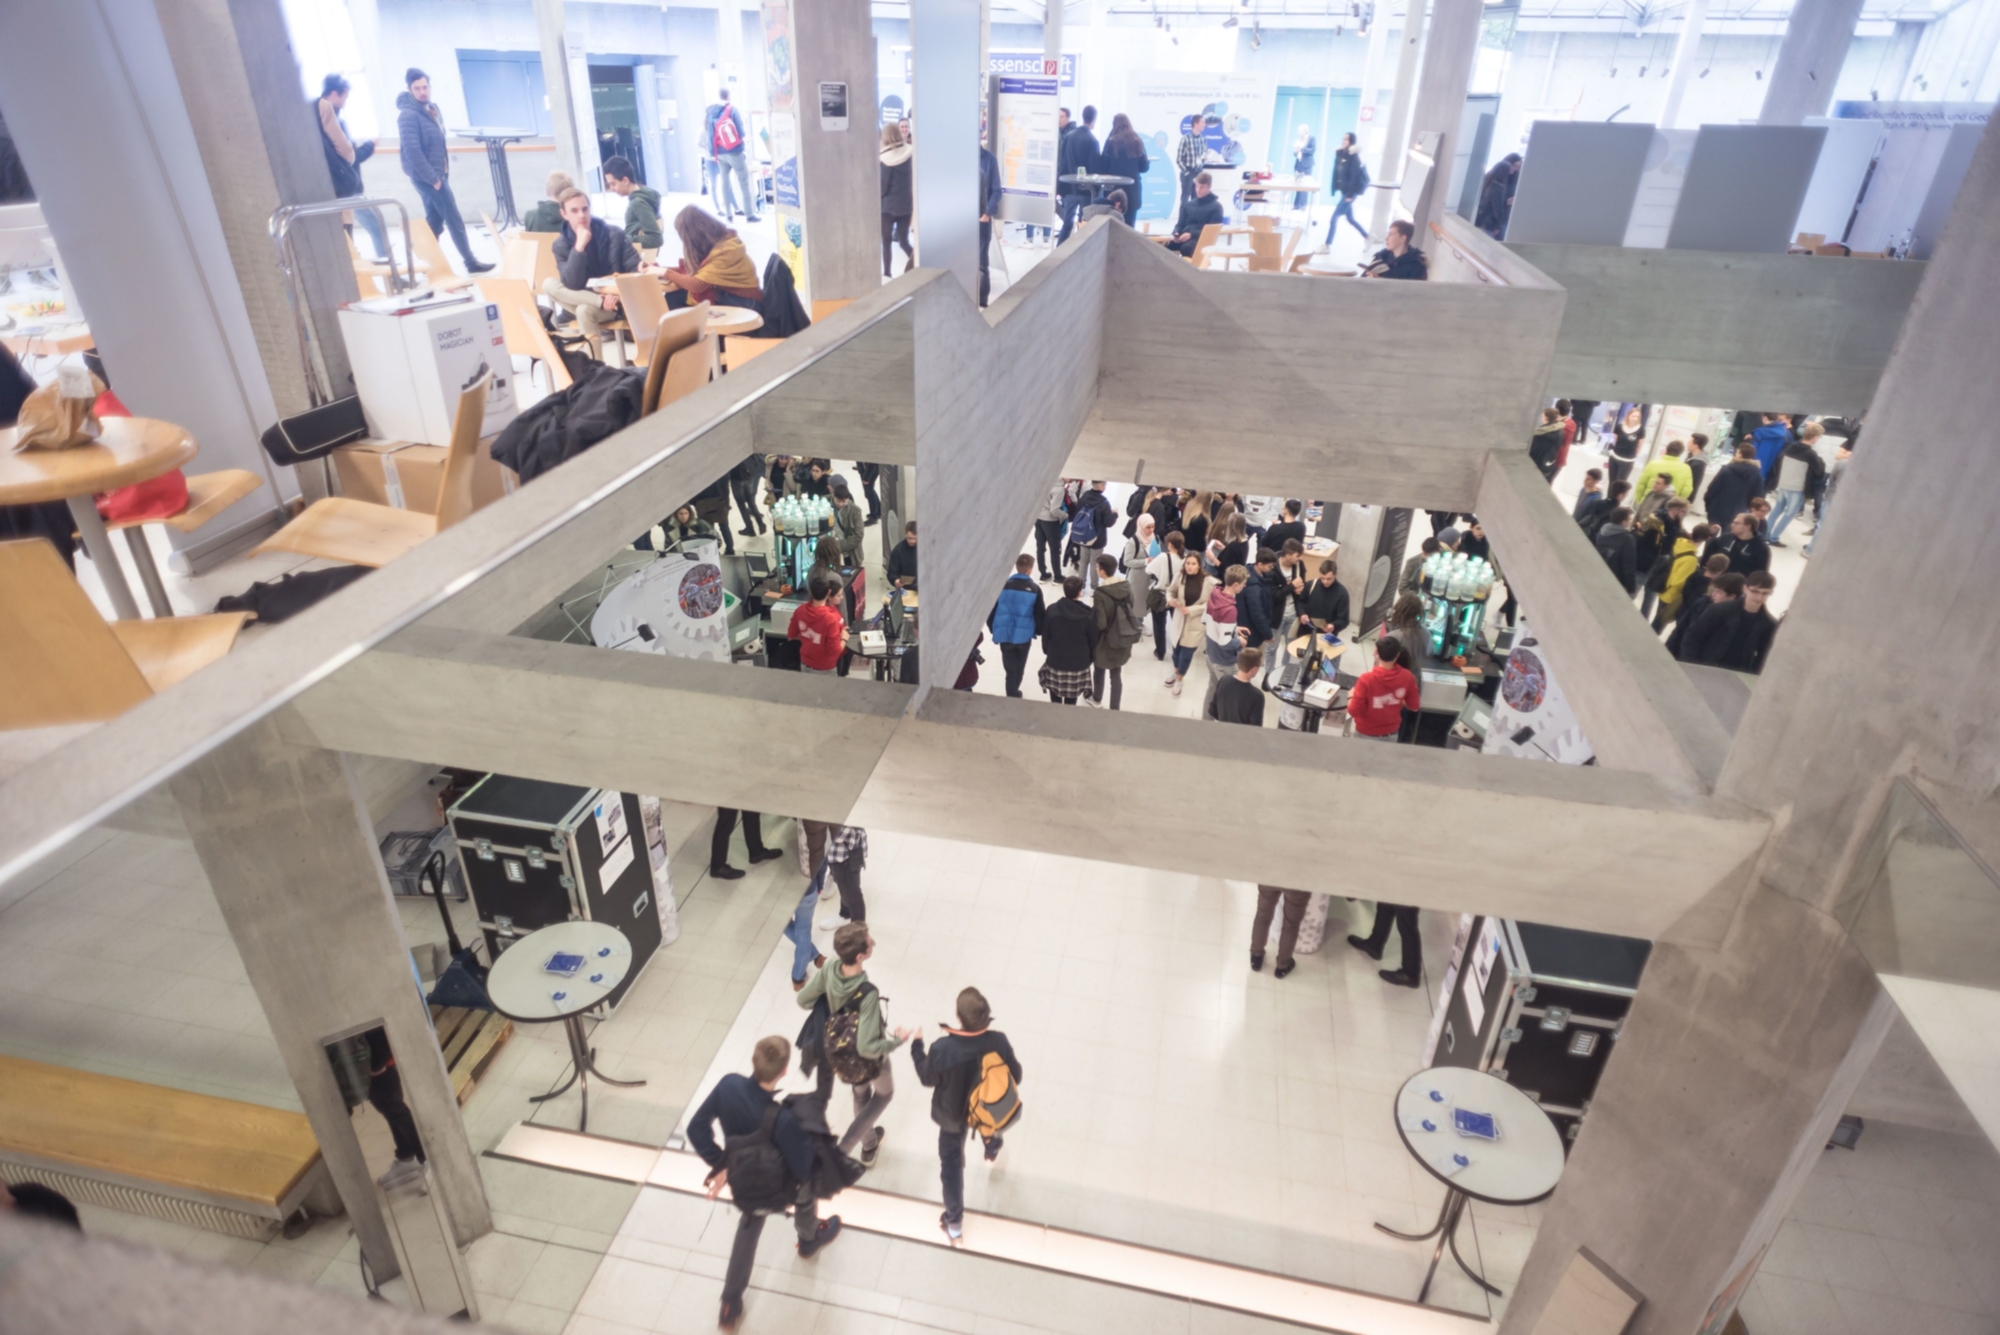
[{"xmin": 1657, "ymin": 536, "xmax": 1700, "ymax": 617}]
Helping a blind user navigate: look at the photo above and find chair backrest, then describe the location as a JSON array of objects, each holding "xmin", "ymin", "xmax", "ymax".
[
  {"xmin": 1278, "ymin": 226, "xmax": 1303, "ymax": 269},
  {"xmin": 721, "ymin": 336, "xmax": 784, "ymax": 371},
  {"xmin": 500, "ymin": 234, "xmax": 540, "ymax": 284},
  {"xmin": 1245, "ymin": 231, "xmax": 1283, "ymax": 272},
  {"xmin": 650, "ymin": 334, "xmax": 719, "ymax": 417},
  {"xmin": 519, "ymin": 231, "xmax": 562, "ymax": 291},
  {"xmin": 477, "ymin": 276, "xmax": 573, "ymax": 391},
  {"xmin": 407, "ymin": 217, "xmax": 459, "ymax": 281},
  {"xmin": 641, "ymin": 304, "xmax": 710, "ymax": 415},
  {"xmin": 434, "ymin": 373, "xmax": 492, "ymax": 531},
  {"xmin": 478, "ymin": 210, "xmax": 506, "ymax": 244},
  {"xmin": 0, "ymin": 538, "xmax": 153, "ymax": 728},
  {"xmin": 1191, "ymin": 223, "xmax": 1222, "ymax": 264},
  {"xmin": 1248, "ymin": 214, "xmax": 1277, "ymax": 232},
  {"xmin": 613, "ymin": 274, "xmax": 672, "ymax": 366},
  {"xmin": 810, "ymin": 298, "xmax": 853, "ymax": 323}
]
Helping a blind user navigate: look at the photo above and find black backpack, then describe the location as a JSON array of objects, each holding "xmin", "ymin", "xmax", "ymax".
[{"xmin": 723, "ymin": 1104, "xmax": 795, "ymax": 1213}]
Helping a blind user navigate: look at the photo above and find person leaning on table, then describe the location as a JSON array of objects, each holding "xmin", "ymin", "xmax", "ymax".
[{"xmin": 544, "ymin": 189, "xmax": 640, "ymax": 357}]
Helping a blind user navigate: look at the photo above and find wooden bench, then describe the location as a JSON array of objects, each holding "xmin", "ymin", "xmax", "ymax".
[{"xmin": 0, "ymin": 1055, "xmax": 335, "ymax": 1239}]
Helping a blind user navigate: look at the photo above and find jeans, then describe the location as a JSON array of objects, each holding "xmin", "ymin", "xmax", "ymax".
[
  {"xmin": 829, "ymin": 855, "xmax": 865, "ymax": 922},
  {"xmin": 368, "ymin": 1064, "xmax": 424, "ymax": 1162},
  {"xmin": 1056, "ymin": 192, "xmax": 1086, "ymax": 243},
  {"xmin": 1082, "ymin": 547, "xmax": 1107, "ymax": 590},
  {"xmin": 1768, "ymin": 488, "xmax": 1806, "ymax": 542},
  {"xmin": 782, "ymin": 868, "xmax": 823, "ymax": 982},
  {"xmin": 939, "ymin": 1126, "xmax": 968, "ymax": 1223},
  {"xmin": 1034, "ymin": 519, "xmax": 1066, "ymax": 578},
  {"xmin": 1326, "ymin": 193, "xmax": 1366, "ymax": 243},
  {"xmin": 1091, "ymin": 665, "xmax": 1122, "ymax": 710},
  {"xmin": 1361, "ymin": 902, "xmax": 1423, "ymax": 977},
  {"xmin": 1172, "ymin": 643, "xmax": 1196, "ymax": 677},
  {"xmin": 999, "ymin": 641, "xmax": 1031, "ymax": 697},
  {"xmin": 859, "ymin": 469, "xmax": 882, "ymax": 522},
  {"xmin": 978, "ymin": 219, "xmax": 993, "ymax": 307},
  {"xmin": 723, "ymin": 1182, "xmax": 818, "ymax": 1310},
  {"xmin": 1252, "ymin": 887, "xmax": 1312, "ymax": 967},
  {"xmin": 350, "ymin": 205, "xmax": 388, "ymax": 261},
  {"xmin": 799, "ymin": 819, "xmax": 829, "ymax": 878},
  {"xmin": 412, "ymin": 175, "xmax": 475, "ymax": 266},
  {"xmin": 731, "ymin": 478, "xmax": 764, "ymax": 533},
  {"xmin": 882, "ymin": 213, "xmax": 913, "ymax": 275},
  {"xmin": 712, "ymin": 808, "xmax": 770, "ymax": 871},
  {"xmin": 716, "ymin": 150, "xmax": 755, "ymax": 217},
  {"xmin": 837, "ymin": 1064, "xmax": 893, "ymax": 1155}
]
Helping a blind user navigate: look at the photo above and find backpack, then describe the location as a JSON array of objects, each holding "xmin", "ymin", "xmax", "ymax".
[
  {"xmin": 967, "ymin": 1051, "xmax": 1023, "ymax": 1139},
  {"xmin": 712, "ymin": 107, "xmax": 743, "ymax": 153},
  {"xmin": 1070, "ymin": 498, "xmax": 1100, "ymax": 547},
  {"xmin": 722, "ymin": 1104, "xmax": 794, "ymax": 1213},
  {"xmin": 1106, "ymin": 590, "xmax": 1144, "ymax": 647},
  {"xmin": 824, "ymin": 982, "xmax": 883, "ymax": 1085},
  {"xmin": 1353, "ymin": 158, "xmax": 1371, "ymax": 194}
]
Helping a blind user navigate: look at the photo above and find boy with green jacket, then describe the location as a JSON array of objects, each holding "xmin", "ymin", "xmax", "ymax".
[
  {"xmin": 604, "ymin": 155, "xmax": 663, "ymax": 249},
  {"xmin": 797, "ymin": 922, "xmax": 910, "ymax": 1165}
]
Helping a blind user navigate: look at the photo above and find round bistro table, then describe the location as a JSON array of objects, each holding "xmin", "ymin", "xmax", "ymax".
[{"xmin": 484, "ymin": 920, "xmax": 646, "ymax": 1132}]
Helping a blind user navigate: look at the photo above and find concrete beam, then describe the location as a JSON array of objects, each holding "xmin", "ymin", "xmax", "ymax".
[
  {"xmin": 749, "ymin": 301, "xmax": 916, "ymax": 467},
  {"xmin": 1476, "ymin": 451, "xmax": 1735, "ymax": 787},
  {"xmin": 1075, "ymin": 222, "xmax": 1561, "ymax": 511},
  {"xmin": 850, "ymin": 688, "xmax": 1767, "ymax": 945},
  {"xmin": 1404, "ymin": 0, "xmax": 1485, "ymax": 240},
  {"xmin": 1508, "ymin": 242, "xmax": 1924, "ymax": 415},
  {"xmin": 291, "ymin": 628, "xmax": 912, "ymax": 823}
]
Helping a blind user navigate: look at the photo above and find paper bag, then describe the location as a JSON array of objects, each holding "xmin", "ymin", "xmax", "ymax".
[{"xmin": 12, "ymin": 366, "xmax": 107, "ymax": 450}]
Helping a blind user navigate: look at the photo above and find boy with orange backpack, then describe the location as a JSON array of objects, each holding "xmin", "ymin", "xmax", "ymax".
[{"xmin": 909, "ymin": 986, "xmax": 1023, "ymax": 1244}]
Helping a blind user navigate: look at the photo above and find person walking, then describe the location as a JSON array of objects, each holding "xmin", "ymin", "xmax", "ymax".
[
  {"xmin": 1055, "ymin": 105, "xmax": 1101, "ymax": 243},
  {"xmin": 397, "ymin": 69, "xmax": 491, "ymax": 273},
  {"xmin": 880, "ymin": 125, "xmax": 916, "ymax": 276},
  {"xmin": 1347, "ymin": 634, "xmax": 1418, "ymax": 741},
  {"xmin": 1038, "ymin": 575, "xmax": 1097, "ymax": 705},
  {"xmin": 711, "ymin": 808, "xmax": 782, "ymax": 880},
  {"xmin": 691, "ymin": 1037, "xmax": 843, "ymax": 1331},
  {"xmin": 1089, "ymin": 555, "xmax": 1138, "ymax": 710},
  {"xmin": 797, "ymin": 923, "xmax": 912, "ymax": 1162},
  {"xmin": 1474, "ymin": 154, "xmax": 1522, "ymax": 239},
  {"xmin": 1096, "ymin": 114, "xmax": 1150, "ymax": 222},
  {"xmin": 1290, "ymin": 125, "xmax": 1317, "ymax": 210},
  {"xmin": 364, "ymin": 1028, "xmax": 427, "ymax": 1189},
  {"xmin": 1251, "ymin": 881, "xmax": 1312, "ymax": 978},
  {"xmin": 1325, "ymin": 133, "xmax": 1370, "ymax": 245},
  {"xmin": 704, "ymin": 89, "xmax": 759, "ymax": 221},
  {"xmin": 910, "ymin": 986, "xmax": 1022, "ymax": 1244},
  {"xmin": 780, "ymin": 862, "xmax": 828, "ymax": 992},
  {"xmin": 1207, "ymin": 643, "xmax": 1265, "ymax": 726},
  {"xmin": 316, "ymin": 75, "xmax": 383, "ymax": 260},
  {"xmin": 822, "ymin": 824, "xmax": 869, "ymax": 927},
  {"xmin": 1348, "ymin": 902, "xmax": 1423, "ymax": 988},
  {"xmin": 1176, "ymin": 110, "xmax": 1208, "ymax": 207},
  {"xmin": 1164, "ymin": 552, "xmax": 1207, "ymax": 698},
  {"xmin": 988, "ymin": 554, "xmax": 1046, "ymax": 698},
  {"xmin": 978, "ymin": 142, "xmax": 1002, "ymax": 307},
  {"xmin": 1145, "ymin": 530, "xmax": 1183, "ymax": 660},
  {"xmin": 602, "ymin": 155, "xmax": 662, "ymax": 250},
  {"xmin": 1764, "ymin": 422, "xmax": 1826, "ymax": 546},
  {"xmin": 544, "ymin": 189, "xmax": 640, "ymax": 358},
  {"xmin": 730, "ymin": 454, "xmax": 767, "ymax": 538}
]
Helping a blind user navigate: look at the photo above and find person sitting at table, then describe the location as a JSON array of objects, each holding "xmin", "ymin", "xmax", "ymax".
[
  {"xmin": 545, "ymin": 188, "xmax": 641, "ymax": 358},
  {"xmin": 660, "ymin": 205, "xmax": 764, "ymax": 313},
  {"xmin": 1167, "ymin": 172, "xmax": 1226, "ymax": 259},
  {"xmin": 522, "ymin": 170, "xmax": 574, "ymax": 232},
  {"xmin": 1360, "ymin": 219, "xmax": 1428, "ymax": 280}
]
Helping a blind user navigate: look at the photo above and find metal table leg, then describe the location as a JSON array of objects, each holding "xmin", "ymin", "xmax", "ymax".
[
  {"xmin": 67, "ymin": 494, "xmax": 141, "ymax": 620},
  {"xmin": 122, "ymin": 527, "xmax": 174, "ymax": 617},
  {"xmin": 1375, "ymin": 1186, "xmax": 1500, "ymax": 1304},
  {"xmin": 531, "ymin": 1013, "xmax": 645, "ymax": 1134}
]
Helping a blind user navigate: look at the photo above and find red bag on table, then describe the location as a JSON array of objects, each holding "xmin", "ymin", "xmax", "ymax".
[{"xmin": 92, "ymin": 388, "xmax": 189, "ymax": 524}]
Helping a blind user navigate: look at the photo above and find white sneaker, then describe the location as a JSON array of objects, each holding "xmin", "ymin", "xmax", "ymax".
[
  {"xmin": 1170, "ymin": 678, "xmax": 1183, "ymax": 697},
  {"xmin": 376, "ymin": 1157, "xmax": 425, "ymax": 1191}
]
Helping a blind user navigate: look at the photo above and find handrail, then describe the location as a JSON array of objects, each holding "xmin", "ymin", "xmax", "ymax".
[
  {"xmin": 270, "ymin": 197, "xmax": 418, "ymax": 405},
  {"xmin": 1428, "ymin": 220, "xmax": 1510, "ymax": 287}
]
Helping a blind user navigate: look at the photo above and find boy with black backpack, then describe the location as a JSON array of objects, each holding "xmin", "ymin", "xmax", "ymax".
[
  {"xmin": 796, "ymin": 922, "xmax": 911, "ymax": 1166},
  {"xmin": 910, "ymin": 987, "xmax": 1023, "ymax": 1245},
  {"xmin": 688, "ymin": 1036, "xmax": 843, "ymax": 1330}
]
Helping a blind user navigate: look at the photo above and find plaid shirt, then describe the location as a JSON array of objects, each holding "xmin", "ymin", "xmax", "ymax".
[
  {"xmin": 1176, "ymin": 131, "xmax": 1206, "ymax": 174},
  {"xmin": 828, "ymin": 825, "xmax": 868, "ymax": 865}
]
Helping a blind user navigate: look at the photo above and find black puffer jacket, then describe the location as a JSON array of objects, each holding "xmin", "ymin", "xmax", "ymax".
[
  {"xmin": 396, "ymin": 91, "xmax": 449, "ymax": 185},
  {"xmin": 491, "ymin": 362, "xmax": 645, "ymax": 482},
  {"xmin": 1595, "ymin": 521, "xmax": 1639, "ymax": 594}
]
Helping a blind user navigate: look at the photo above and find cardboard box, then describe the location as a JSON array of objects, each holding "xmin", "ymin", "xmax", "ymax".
[
  {"xmin": 336, "ymin": 295, "xmax": 518, "ymax": 445},
  {"xmin": 332, "ymin": 437, "xmax": 517, "ymax": 514}
]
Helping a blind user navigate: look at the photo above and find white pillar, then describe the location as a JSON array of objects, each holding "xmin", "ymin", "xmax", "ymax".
[
  {"xmin": 1405, "ymin": 0, "xmax": 1484, "ymax": 239},
  {"xmin": 1757, "ymin": 0, "xmax": 1864, "ymax": 125},
  {"xmin": 533, "ymin": 0, "xmax": 586, "ymax": 185},
  {"xmin": 1874, "ymin": 20, "xmax": 1925, "ymax": 103},
  {"xmin": 1369, "ymin": 3, "xmax": 1428, "ymax": 243},
  {"xmin": 775, "ymin": 0, "xmax": 882, "ymax": 303},
  {"xmin": 911, "ymin": 0, "xmax": 983, "ymax": 300},
  {"xmin": 1043, "ymin": 0, "xmax": 1064, "ymax": 65},
  {"xmin": 1658, "ymin": 0, "xmax": 1709, "ymax": 130}
]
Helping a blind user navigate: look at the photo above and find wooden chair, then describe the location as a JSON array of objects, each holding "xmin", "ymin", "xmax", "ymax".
[
  {"xmin": 1246, "ymin": 231, "xmax": 1285, "ymax": 272},
  {"xmin": 100, "ymin": 469, "xmax": 263, "ymax": 616},
  {"xmin": 1189, "ymin": 223, "xmax": 1223, "ymax": 267},
  {"xmin": 721, "ymin": 337, "xmax": 784, "ymax": 371},
  {"xmin": 256, "ymin": 375, "xmax": 490, "ymax": 568},
  {"xmin": 810, "ymin": 299, "xmax": 853, "ymax": 323},
  {"xmin": 1278, "ymin": 226, "xmax": 1304, "ymax": 272},
  {"xmin": 613, "ymin": 274, "xmax": 674, "ymax": 366},
  {"xmin": 0, "ymin": 538, "xmax": 247, "ymax": 728},
  {"xmin": 641, "ymin": 308, "xmax": 717, "ymax": 417},
  {"xmin": 407, "ymin": 218, "xmax": 478, "ymax": 291},
  {"xmin": 1248, "ymin": 215, "xmax": 1277, "ymax": 233},
  {"xmin": 479, "ymin": 276, "xmax": 573, "ymax": 393},
  {"xmin": 517, "ymin": 231, "xmax": 562, "ymax": 292}
]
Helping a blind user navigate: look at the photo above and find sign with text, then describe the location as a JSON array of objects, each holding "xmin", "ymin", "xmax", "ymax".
[{"xmin": 991, "ymin": 75, "xmax": 1060, "ymax": 226}]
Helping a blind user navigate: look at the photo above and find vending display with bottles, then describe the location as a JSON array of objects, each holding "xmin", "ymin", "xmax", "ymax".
[
  {"xmin": 1416, "ymin": 551, "xmax": 1497, "ymax": 660},
  {"xmin": 770, "ymin": 494, "xmax": 834, "ymax": 589}
]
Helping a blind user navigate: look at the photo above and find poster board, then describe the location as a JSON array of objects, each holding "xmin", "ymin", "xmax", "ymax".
[
  {"xmin": 1621, "ymin": 128, "xmax": 1696, "ymax": 249},
  {"xmin": 1505, "ymin": 121, "xmax": 1655, "ymax": 246},
  {"xmin": 990, "ymin": 74, "xmax": 1060, "ymax": 227},
  {"xmin": 759, "ymin": 0, "xmax": 807, "ymax": 301},
  {"xmin": 1665, "ymin": 125, "xmax": 1827, "ymax": 254},
  {"xmin": 1122, "ymin": 72, "xmax": 1277, "ymax": 224},
  {"xmin": 1794, "ymin": 117, "xmax": 1886, "ymax": 244}
]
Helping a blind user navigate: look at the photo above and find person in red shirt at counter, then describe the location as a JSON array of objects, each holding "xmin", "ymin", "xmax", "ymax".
[
  {"xmin": 788, "ymin": 576, "xmax": 847, "ymax": 674},
  {"xmin": 660, "ymin": 205, "xmax": 765, "ymax": 312},
  {"xmin": 1346, "ymin": 634, "xmax": 1419, "ymax": 741}
]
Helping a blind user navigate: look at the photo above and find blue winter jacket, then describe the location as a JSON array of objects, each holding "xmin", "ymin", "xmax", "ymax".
[
  {"xmin": 988, "ymin": 573, "xmax": 1045, "ymax": 645},
  {"xmin": 1751, "ymin": 423, "xmax": 1791, "ymax": 475}
]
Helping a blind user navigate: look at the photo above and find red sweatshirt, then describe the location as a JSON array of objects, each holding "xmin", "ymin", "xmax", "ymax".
[
  {"xmin": 1347, "ymin": 662, "xmax": 1420, "ymax": 736},
  {"xmin": 788, "ymin": 602, "xmax": 847, "ymax": 670}
]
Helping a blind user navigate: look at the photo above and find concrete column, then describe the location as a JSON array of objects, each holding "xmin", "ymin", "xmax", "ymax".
[
  {"xmin": 170, "ymin": 714, "xmax": 492, "ymax": 1264},
  {"xmin": 1369, "ymin": 4, "xmax": 1428, "ymax": 243},
  {"xmin": 533, "ymin": 0, "xmax": 586, "ymax": 186},
  {"xmin": 344, "ymin": 0, "xmax": 394, "ymax": 142},
  {"xmin": 1658, "ymin": 0, "xmax": 1708, "ymax": 130},
  {"xmin": 152, "ymin": 0, "xmax": 358, "ymax": 422},
  {"xmin": 1404, "ymin": 0, "xmax": 1483, "ymax": 241},
  {"xmin": 1506, "ymin": 114, "xmax": 2000, "ymax": 1335},
  {"xmin": 785, "ymin": 0, "xmax": 882, "ymax": 302},
  {"xmin": 717, "ymin": 0, "xmax": 748, "ymax": 78},
  {"xmin": 1758, "ymin": 0, "xmax": 1865, "ymax": 125},
  {"xmin": 1357, "ymin": 1, "xmax": 1393, "ymax": 145},
  {"xmin": 1043, "ymin": 0, "xmax": 1064, "ymax": 64},
  {"xmin": 910, "ymin": 0, "xmax": 983, "ymax": 300}
]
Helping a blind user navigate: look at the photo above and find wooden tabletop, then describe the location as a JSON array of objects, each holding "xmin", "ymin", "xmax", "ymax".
[
  {"xmin": 707, "ymin": 306, "xmax": 764, "ymax": 335},
  {"xmin": 0, "ymin": 416, "xmax": 197, "ymax": 505},
  {"xmin": 3, "ymin": 326, "xmax": 95, "ymax": 357}
]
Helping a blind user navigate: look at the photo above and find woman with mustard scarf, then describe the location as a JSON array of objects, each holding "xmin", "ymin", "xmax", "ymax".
[{"xmin": 660, "ymin": 205, "xmax": 764, "ymax": 312}]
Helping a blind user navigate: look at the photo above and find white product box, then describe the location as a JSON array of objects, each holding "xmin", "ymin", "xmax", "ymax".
[{"xmin": 336, "ymin": 295, "xmax": 517, "ymax": 446}]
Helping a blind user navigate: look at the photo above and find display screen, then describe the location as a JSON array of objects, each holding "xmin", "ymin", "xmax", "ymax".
[
  {"xmin": 543, "ymin": 951, "xmax": 585, "ymax": 976},
  {"xmin": 1453, "ymin": 1107, "xmax": 1500, "ymax": 1140}
]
